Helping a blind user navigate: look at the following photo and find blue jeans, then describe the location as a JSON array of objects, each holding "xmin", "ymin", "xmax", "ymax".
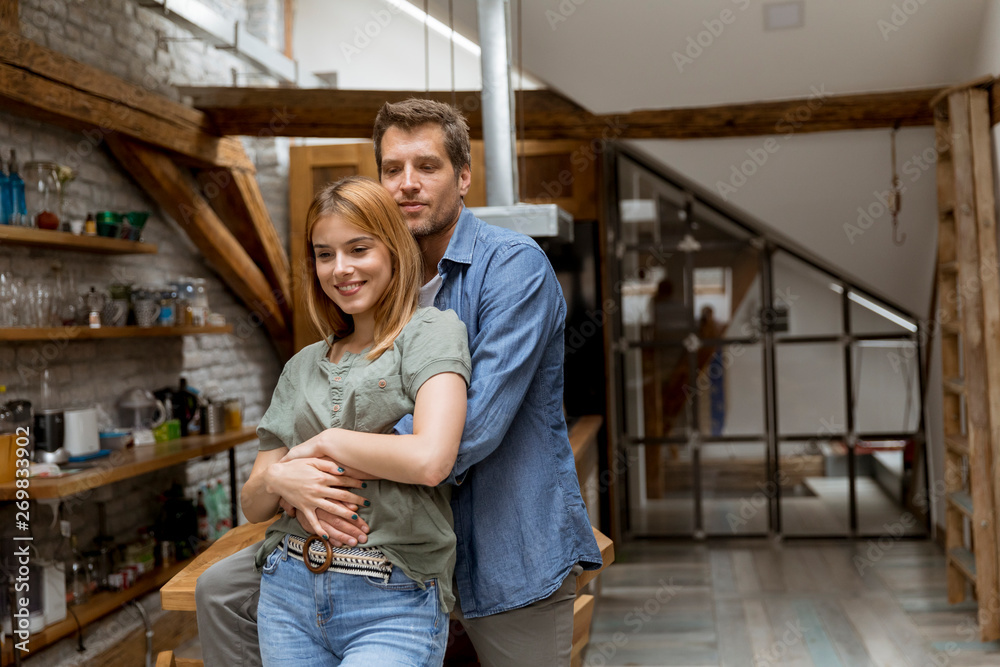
[{"xmin": 258, "ymin": 539, "xmax": 447, "ymax": 666}]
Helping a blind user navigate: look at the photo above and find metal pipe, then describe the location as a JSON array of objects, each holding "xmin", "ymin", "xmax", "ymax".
[
  {"xmin": 129, "ymin": 600, "xmax": 154, "ymax": 667},
  {"xmin": 476, "ymin": 0, "xmax": 518, "ymax": 207}
]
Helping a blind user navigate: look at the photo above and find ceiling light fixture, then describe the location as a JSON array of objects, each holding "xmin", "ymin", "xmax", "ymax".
[{"xmin": 763, "ymin": 1, "xmax": 804, "ymax": 31}]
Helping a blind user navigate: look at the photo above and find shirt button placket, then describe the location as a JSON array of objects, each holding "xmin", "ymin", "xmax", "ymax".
[{"xmin": 331, "ymin": 374, "xmax": 344, "ymax": 423}]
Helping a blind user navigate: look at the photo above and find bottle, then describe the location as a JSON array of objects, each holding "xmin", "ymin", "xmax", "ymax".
[
  {"xmin": 196, "ymin": 489, "xmax": 210, "ymax": 543},
  {"xmin": 67, "ymin": 535, "xmax": 91, "ymax": 605},
  {"xmin": 0, "ymin": 152, "xmax": 11, "ymax": 225},
  {"xmin": 8, "ymin": 150, "xmax": 26, "ymax": 227},
  {"xmin": 211, "ymin": 480, "xmax": 231, "ymax": 537},
  {"xmin": 83, "ymin": 212, "xmax": 96, "ymax": 236}
]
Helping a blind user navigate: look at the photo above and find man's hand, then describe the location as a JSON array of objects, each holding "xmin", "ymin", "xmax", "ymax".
[{"xmin": 278, "ymin": 498, "xmax": 370, "ymax": 547}]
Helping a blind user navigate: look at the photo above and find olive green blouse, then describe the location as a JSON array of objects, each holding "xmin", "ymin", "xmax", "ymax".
[{"xmin": 253, "ymin": 307, "xmax": 471, "ymax": 612}]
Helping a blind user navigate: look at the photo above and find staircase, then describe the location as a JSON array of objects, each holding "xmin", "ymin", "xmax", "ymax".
[{"xmin": 932, "ymin": 78, "xmax": 1000, "ymax": 642}]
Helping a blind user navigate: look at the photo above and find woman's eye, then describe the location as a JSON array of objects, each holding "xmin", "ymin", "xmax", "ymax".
[{"xmin": 352, "ymin": 246, "xmax": 368, "ymax": 254}]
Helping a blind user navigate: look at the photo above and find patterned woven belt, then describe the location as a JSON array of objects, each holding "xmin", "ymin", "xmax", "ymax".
[{"xmin": 286, "ymin": 534, "xmax": 393, "ymax": 580}]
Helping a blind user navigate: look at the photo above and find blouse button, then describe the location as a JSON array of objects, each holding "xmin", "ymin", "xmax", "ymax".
[
  {"xmin": 378, "ymin": 379, "xmax": 387, "ymax": 388},
  {"xmin": 334, "ymin": 376, "xmax": 342, "ymax": 382},
  {"xmin": 332, "ymin": 405, "xmax": 340, "ymax": 412}
]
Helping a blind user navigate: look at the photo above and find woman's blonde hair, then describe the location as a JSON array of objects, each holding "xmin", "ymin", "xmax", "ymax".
[{"xmin": 303, "ymin": 176, "xmax": 422, "ymax": 360}]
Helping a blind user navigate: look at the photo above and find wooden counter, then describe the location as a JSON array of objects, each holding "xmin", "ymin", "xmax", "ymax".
[
  {"xmin": 569, "ymin": 415, "xmax": 603, "ymax": 526},
  {"xmin": 2, "ymin": 427, "xmax": 258, "ymax": 500}
]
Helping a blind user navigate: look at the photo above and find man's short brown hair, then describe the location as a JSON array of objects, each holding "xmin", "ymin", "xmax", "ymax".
[{"xmin": 372, "ymin": 98, "xmax": 471, "ymax": 178}]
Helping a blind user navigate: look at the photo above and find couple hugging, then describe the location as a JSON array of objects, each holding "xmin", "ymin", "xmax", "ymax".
[{"xmin": 195, "ymin": 98, "xmax": 602, "ymax": 667}]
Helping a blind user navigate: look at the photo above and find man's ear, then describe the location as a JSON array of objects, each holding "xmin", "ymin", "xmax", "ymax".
[{"xmin": 458, "ymin": 164, "xmax": 472, "ymax": 198}]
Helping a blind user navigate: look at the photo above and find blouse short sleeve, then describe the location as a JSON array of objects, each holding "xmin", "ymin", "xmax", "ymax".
[
  {"xmin": 400, "ymin": 308, "xmax": 472, "ymax": 400},
  {"xmin": 256, "ymin": 362, "xmax": 298, "ymax": 451}
]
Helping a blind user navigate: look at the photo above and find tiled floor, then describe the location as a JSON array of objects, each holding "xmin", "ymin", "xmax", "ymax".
[{"xmin": 584, "ymin": 539, "xmax": 1000, "ymax": 666}]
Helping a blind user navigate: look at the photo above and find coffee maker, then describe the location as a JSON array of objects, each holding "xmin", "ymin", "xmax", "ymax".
[
  {"xmin": 34, "ymin": 409, "xmax": 67, "ymax": 464},
  {"xmin": 33, "ymin": 368, "xmax": 67, "ymax": 464}
]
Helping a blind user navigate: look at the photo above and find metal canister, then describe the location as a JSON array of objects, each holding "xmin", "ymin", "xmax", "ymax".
[{"xmin": 200, "ymin": 402, "xmax": 225, "ymax": 435}]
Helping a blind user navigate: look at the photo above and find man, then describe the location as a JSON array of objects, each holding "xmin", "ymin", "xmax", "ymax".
[{"xmin": 197, "ymin": 99, "xmax": 601, "ymax": 666}]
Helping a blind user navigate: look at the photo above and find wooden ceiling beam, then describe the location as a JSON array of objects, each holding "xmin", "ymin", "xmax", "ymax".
[
  {"xmin": 196, "ymin": 167, "xmax": 293, "ymax": 320},
  {"xmin": 0, "ymin": 32, "xmax": 252, "ymax": 170},
  {"xmin": 1, "ymin": 0, "xmax": 17, "ymax": 34},
  {"xmin": 180, "ymin": 86, "xmax": 954, "ymax": 140},
  {"xmin": 106, "ymin": 136, "xmax": 292, "ymax": 360}
]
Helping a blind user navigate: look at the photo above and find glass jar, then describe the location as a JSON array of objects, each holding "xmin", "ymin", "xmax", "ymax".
[
  {"xmin": 22, "ymin": 162, "xmax": 61, "ymax": 230},
  {"xmin": 191, "ymin": 278, "xmax": 208, "ymax": 327}
]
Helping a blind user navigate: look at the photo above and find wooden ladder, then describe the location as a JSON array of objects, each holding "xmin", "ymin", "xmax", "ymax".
[{"xmin": 933, "ymin": 79, "xmax": 1000, "ymax": 642}]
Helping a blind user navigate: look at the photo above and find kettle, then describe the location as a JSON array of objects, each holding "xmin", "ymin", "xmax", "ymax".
[{"xmin": 117, "ymin": 388, "xmax": 167, "ymax": 431}]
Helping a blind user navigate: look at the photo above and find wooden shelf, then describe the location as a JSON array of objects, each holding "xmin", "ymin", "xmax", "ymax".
[
  {"xmin": 1, "ymin": 557, "xmax": 192, "ymax": 666},
  {"xmin": 0, "ymin": 325, "xmax": 233, "ymax": 341},
  {"xmin": 0, "ymin": 427, "xmax": 258, "ymax": 500},
  {"xmin": 0, "ymin": 225, "xmax": 157, "ymax": 254}
]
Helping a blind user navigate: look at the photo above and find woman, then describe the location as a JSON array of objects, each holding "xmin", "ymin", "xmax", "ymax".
[{"xmin": 240, "ymin": 176, "xmax": 470, "ymax": 666}]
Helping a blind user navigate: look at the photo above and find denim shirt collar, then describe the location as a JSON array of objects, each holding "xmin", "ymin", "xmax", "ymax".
[{"xmin": 438, "ymin": 206, "xmax": 481, "ymax": 271}]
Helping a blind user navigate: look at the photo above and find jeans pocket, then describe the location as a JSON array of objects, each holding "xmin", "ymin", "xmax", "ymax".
[
  {"xmin": 261, "ymin": 546, "xmax": 282, "ymax": 575},
  {"xmin": 363, "ymin": 573, "xmax": 425, "ymax": 592}
]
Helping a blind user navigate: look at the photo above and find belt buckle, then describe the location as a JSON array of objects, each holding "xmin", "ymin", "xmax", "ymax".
[{"xmin": 303, "ymin": 535, "xmax": 332, "ymax": 573}]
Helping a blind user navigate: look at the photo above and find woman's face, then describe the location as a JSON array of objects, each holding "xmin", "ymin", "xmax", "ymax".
[{"xmin": 312, "ymin": 213, "xmax": 393, "ymax": 325}]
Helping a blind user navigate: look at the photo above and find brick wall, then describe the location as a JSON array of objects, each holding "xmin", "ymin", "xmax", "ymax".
[{"xmin": 1, "ymin": 1, "xmax": 290, "ymax": 663}]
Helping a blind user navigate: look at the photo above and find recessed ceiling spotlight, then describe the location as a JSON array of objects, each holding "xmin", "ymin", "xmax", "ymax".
[{"xmin": 764, "ymin": 1, "xmax": 804, "ymax": 30}]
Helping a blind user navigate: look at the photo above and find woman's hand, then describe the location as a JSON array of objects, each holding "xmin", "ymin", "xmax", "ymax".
[
  {"xmin": 264, "ymin": 457, "xmax": 368, "ymax": 536},
  {"xmin": 280, "ymin": 430, "xmax": 373, "ymax": 482}
]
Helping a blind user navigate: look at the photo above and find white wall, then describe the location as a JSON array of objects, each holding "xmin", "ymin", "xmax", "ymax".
[{"xmin": 294, "ymin": 0, "xmax": 484, "ymax": 91}]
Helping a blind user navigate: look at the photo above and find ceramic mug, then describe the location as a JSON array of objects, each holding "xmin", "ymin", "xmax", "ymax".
[
  {"xmin": 133, "ymin": 299, "xmax": 161, "ymax": 327},
  {"xmin": 102, "ymin": 299, "xmax": 128, "ymax": 327}
]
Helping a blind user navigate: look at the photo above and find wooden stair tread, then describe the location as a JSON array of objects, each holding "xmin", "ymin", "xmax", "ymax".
[
  {"xmin": 941, "ymin": 321, "xmax": 962, "ymax": 335},
  {"xmin": 949, "ymin": 547, "xmax": 978, "ymax": 582},
  {"xmin": 943, "ymin": 377, "xmax": 966, "ymax": 395},
  {"xmin": 948, "ymin": 491, "xmax": 974, "ymax": 518},
  {"xmin": 945, "ymin": 434, "xmax": 970, "ymax": 457}
]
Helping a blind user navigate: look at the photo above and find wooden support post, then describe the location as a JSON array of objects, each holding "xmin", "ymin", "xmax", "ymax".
[
  {"xmin": 196, "ymin": 167, "xmax": 292, "ymax": 321},
  {"xmin": 969, "ymin": 86, "xmax": 1000, "ymax": 630},
  {"xmin": 949, "ymin": 88, "xmax": 1000, "ymax": 640},
  {"xmin": 106, "ymin": 136, "xmax": 292, "ymax": 359}
]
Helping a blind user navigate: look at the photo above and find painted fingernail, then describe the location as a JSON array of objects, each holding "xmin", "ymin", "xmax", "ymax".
[
  {"xmin": 322, "ymin": 534, "xmax": 328, "ymax": 540},
  {"xmin": 362, "ymin": 482, "xmax": 367, "ymax": 488},
  {"xmin": 337, "ymin": 467, "xmax": 344, "ymax": 473},
  {"xmin": 363, "ymin": 500, "xmax": 370, "ymax": 507},
  {"xmin": 352, "ymin": 514, "xmax": 358, "ymax": 520}
]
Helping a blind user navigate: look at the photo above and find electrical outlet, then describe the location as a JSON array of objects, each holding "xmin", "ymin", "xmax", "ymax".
[{"xmin": 60, "ymin": 519, "xmax": 71, "ymax": 538}]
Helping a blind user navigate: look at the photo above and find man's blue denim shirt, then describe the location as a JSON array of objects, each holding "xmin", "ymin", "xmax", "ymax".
[{"xmin": 396, "ymin": 207, "xmax": 602, "ymax": 618}]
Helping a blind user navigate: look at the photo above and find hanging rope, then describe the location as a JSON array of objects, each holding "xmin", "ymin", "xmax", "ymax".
[{"xmin": 890, "ymin": 123, "xmax": 906, "ymax": 246}]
